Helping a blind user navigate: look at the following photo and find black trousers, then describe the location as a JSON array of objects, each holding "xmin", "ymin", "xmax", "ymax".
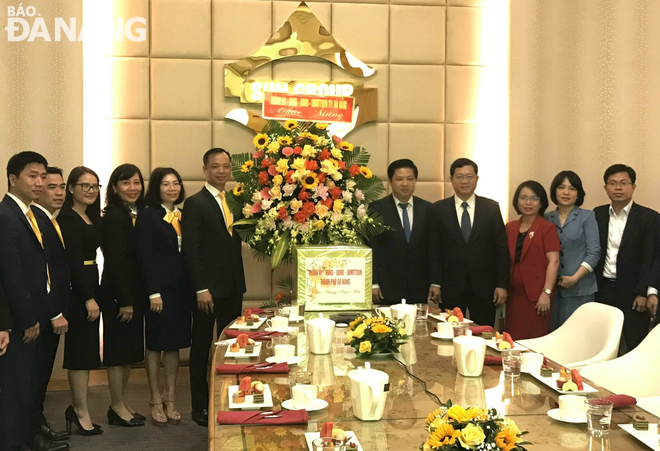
[
  {"xmin": 29, "ymin": 324, "xmax": 60, "ymax": 439},
  {"xmin": 596, "ymin": 279, "xmax": 650, "ymax": 352},
  {"xmin": 442, "ymin": 276, "xmax": 496, "ymax": 327},
  {"xmin": 189, "ymin": 290, "xmax": 242, "ymax": 412},
  {"xmin": 0, "ymin": 330, "xmax": 41, "ymax": 450}
]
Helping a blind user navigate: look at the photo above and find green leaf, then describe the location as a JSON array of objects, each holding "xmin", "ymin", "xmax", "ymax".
[
  {"xmin": 343, "ymin": 146, "xmax": 370, "ymax": 167},
  {"xmin": 275, "ymin": 275, "xmax": 294, "ymax": 292},
  {"xmin": 262, "ymin": 120, "xmax": 287, "ymax": 136},
  {"xmin": 230, "ymin": 152, "xmax": 253, "ymax": 178},
  {"xmin": 356, "ymin": 176, "xmax": 385, "ymax": 203},
  {"xmin": 270, "ymin": 229, "xmax": 291, "ymax": 270}
]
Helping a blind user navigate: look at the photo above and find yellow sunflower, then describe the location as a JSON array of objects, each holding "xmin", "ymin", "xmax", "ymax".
[
  {"xmin": 253, "ymin": 133, "xmax": 269, "ymax": 149},
  {"xmin": 426, "ymin": 424, "xmax": 461, "ymax": 448},
  {"xmin": 232, "ymin": 183, "xmax": 245, "ymax": 196},
  {"xmin": 241, "ymin": 160, "xmax": 254, "ymax": 173},
  {"xmin": 300, "ymin": 132, "xmax": 320, "ymax": 143},
  {"xmin": 359, "ymin": 166, "xmax": 373, "ymax": 178},
  {"xmin": 425, "ymin": 408, "xmax": 445, "ymax": 426},
  {"xmin": 371, "ymin": 324, "xmax": 392, "ymax": 334},
  {"xmin": 315, "ymin": 123, "xmax": 329, "ymax": 130},
  {"xmin": 495, "ymin": 429, "xmax": 518, "ymax": 451},
  {"xmin": 349, "ymin": 317, "xmax": 363, "ymax": 329},
  {"xmin": 278, "ymin": 136, "xmax": 293, "ymax": 146},
  {"xmin": 339, "ymin": 141, "xmax": 354, "ymax": 152},
  {"xmin": 284, "ymin": 119, "xmax": 298, "ymax": 130},
  {"xmin": 301, "ymin": 173, "xmax": 319, "ymax": 190}
]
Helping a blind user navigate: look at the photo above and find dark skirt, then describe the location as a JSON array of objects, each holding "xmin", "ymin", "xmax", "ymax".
[
  {"xmin": 101, "ymin": 300, "xmax": 144, "ymax": 366},
  {"xmin": 145, "ymin": 286, "xmax": 192, "ymax": 351},
  {"xmin": 505, "ymin": 263, "xmax": 552, "ymax": 340},
  {"xmin": 63, "ymin": 293, "xmax": 102, "ymax": 370}
]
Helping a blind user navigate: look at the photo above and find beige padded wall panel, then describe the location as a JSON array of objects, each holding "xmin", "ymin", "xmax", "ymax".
[
  {"xmin": 331, "ymin": 4, "xmax": 389, "ymax": 64},
  {"xmin": 444, "ymin": 123, "xmax": 477, "ymax": 179},
  {"xmin": 213, "ymin": 61, "xmax": 271, "ymax": 120},
  {"xmin": 390, "ymin": 6, "xmax": 446, "ymax": 65},
  {"xmin": 212, "ymin": 121, "xmax": 260, "ymax": 155},
  {"xmin": 392, "ymin": 0, "xmax": 445, "ymax": 5},
  {"xmin": 272, "ymin": 262, "xmax": 294, "ymax": 299},
  {"xmin": 413, "ymin": 182, "xmax": 444, "ymax": 203},
  {"xmin": 344, "ymin": 123, "xmax": 389, "ymax": 180},
  {"xmin": 272, "ymin": 60, "xmax": 332, "ymax": 82},
  {"xmin": 106, "ymin": 0, "xmax": 150, "ymax": 57},
  {"xmin": 448, "ymin": 0, "xmax": 492, "ymax": 6},
  {"xmin": 151, "ymin": 0, "xmax": 212, "ymax": 58},
  {"xmin": 104, "ymin": 58, "xmax": 150, "ymax": 119},
  {"xmin": 446, "ymin": 7, "xmax": 488, "ymax": 65},
  {"xmin": 390, "ymin": 65, "xmax": 445, "ymax": 123},
  {"xmin": 273, "ymin": 2, "xmax": 331, "ymax": 33},
  {"xmin": 107, "ymin": 120, "xmax": 151, "ymax": 177},
  {"xmin": 213, "ymin": 0, "xmax": 272, "ymax": 59},
  {"xmin": 443, "ymin": 182, "xmax": 454, "ymax": 198},
  {"xmin": 151, "ymin": 59, "xmax": 212, "ymax": 120},
  {"xmin": 151, "ymin": 121, "xmax": 213, "ymax": 179},
  {"xmin": 445, "ymin": 65, "xmax": 485, "ymax": 124},
  {"xmin": 389, "ymin": 124, "xmax": 444, "ymax": 182},
  {"xmin": 331, "ymin": 64, "xmax": 389, "ymax": 122},
  {"xmin": 241, "ymin": 246, "xmax": 273, "ymax": 301}
]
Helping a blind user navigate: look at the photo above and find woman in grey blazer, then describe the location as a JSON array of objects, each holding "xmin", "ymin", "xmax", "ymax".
[{"xmin": 544, "ymin": 171, "xmax": 601, "ymax": 330}]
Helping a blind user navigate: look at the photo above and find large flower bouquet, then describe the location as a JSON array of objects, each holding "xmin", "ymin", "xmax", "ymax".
[
  {"xmin": 421, "ymin": 401, "xmax": 530, "ymax": 451},
  {"xmin": 346, "ymin": 315, "xmax": 408, "ymax": 357},
  {"xmin": 227, "ymin": 120, "xmax": 386, "ymax": 269}
]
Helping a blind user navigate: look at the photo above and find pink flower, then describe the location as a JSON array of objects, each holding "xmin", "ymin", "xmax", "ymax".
[
  {"xmin": 357, "ymin": 204, "xmax": 368, "ymax": 218},
  {"xmin": 342, "ymin": 190, "xmax": 353, "ymax": 202},
  {"xmin": 283, "ymin": 184, "xmax": 295, "ymax": 197},
  {"xmin": 253, "ymin": 150, "xmax": 264, "ymax": 159},
  {"xmin": 332, "ymin": 135, "xmax": 342, "ymax": 144},
  {"xmin": 268, "ymin": 165, "xmax": 278, "ymax": 176},
  {"xmin": 355, "ymin": 189, "xmax": 365, "ymax": 201},
  {"xmin": 282, "ymin": 147, "xmax": 294, "ymax": 157},
  {"xmin": 251, "ymin": 203, "xmax": 262, "ymax": 214},
  {"xmin": 314, "ymin": 184, "xmax": 329, "ymax": 200},
  {"xmin": 260, "ymin": 187, "xmax": 271, "ymax": 200}
]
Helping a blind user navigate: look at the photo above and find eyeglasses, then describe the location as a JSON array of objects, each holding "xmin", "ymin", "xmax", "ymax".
[
  {"xmin": 75, "ymin": 183, "xmax": 102, "ymax": 192},
  {"xmin": 606, "ymin": 180, "xmax": 632, "ymax": 188},
  {"xmin": 453, "ymin": 175, "xmax": 476, "ymax": 181},
  {"xmin": 519, "ymin": 196, "xmax": 540, "ymax": 202}
]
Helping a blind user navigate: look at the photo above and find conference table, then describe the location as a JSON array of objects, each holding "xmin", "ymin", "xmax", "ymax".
[{"xmin": 210, "ymin": 314, "xmax": 658, "ymax": 451}]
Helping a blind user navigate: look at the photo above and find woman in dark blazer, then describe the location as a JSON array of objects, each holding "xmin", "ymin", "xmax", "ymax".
[
  {"xmin": 100, "ymin": 164, "xmax": 146, "ymax": 427},
  {"xmin": 135, "ymin": 168, "xmax": 191, "ymax": 426},
  {"xmin": 57, "ymin": 167, "xmax": 104, "ymax": 435},
  {"xmin": 505, "ymin": 181, "xmax": 561, "ymax": 339}
]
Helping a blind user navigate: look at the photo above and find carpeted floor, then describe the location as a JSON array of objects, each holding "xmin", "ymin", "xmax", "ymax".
[{"xmin": 44, "ymin": 373, "xmax": 208, "ymax": 451}]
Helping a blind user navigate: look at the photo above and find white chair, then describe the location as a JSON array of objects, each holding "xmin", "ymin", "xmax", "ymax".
[
  {"xmin": 579, "ymin": 326, "xmax": 660, "ymax": 397},
  {"xmin": 516, "ymin": 303, "xmax": 623, "ymax": 369}
]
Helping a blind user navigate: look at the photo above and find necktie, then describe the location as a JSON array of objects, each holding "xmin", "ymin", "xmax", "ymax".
[
  {"xmin": 26, "ymin": 209, "xmax": 50, "ymax": 285},
  {"xmin": 461, "ymin": 201, "xmax": 471, "ymax": 242},
  {"xmin": 130, "ymin": 211, "xmax": 137, "ymax": 226},
  {"xmin": 218, "ymin": 192, "xmax": 234, "ymax": 236},
  {"xmin": 51, "ymin": 217, "xmax": 65, "ymax": 247},
  {"xmin": 163, "ymin": 211, "xmax": 182, "ymax": 236},
  {"xmin": 399, "ymin": 202, "xmax": 411, "ymax": 242}
]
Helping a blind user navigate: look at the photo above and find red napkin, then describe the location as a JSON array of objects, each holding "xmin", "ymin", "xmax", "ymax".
[
  {"xmin": 470, "ymin": 326, "xmax": 494, "ymax": 335},
  {"xmin": 245, "ymin": 308, "xmax": 274, "ymax": 316},
  {"xmin": 484, "ymin": 356, "xmax": 502, "ymax": 365},
  {"xmin": 216, "ymin": 363, "xmax": 290, "ymax": 374},
  {"xmin": 600, "ymin": 394, "xmax": 637, "ymax": 409},
  {"xmin": 223, "ymin": 330, "xmax": 284, "ymax": 340},
  {"xmin": 217, "ymin": 410, "xmax": 308, "ymax": 425}
]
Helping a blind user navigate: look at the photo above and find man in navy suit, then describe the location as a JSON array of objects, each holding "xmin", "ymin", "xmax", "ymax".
[
  {"xmin": 369, "ymin": 159, "xmax": 441, "ymax": 305},
  {"xmin": 0, "ymin": 152, "xmax": 67, "ymax": 451}
]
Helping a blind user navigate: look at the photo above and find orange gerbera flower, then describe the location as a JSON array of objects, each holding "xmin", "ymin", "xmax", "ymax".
[{"xmin": 495, "ymin": 428, "xmax": 518, "ymax": 451}]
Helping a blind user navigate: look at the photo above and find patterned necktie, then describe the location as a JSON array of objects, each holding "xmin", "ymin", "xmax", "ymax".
[
  {"xmin": 51, "ymin": 217, "xmax": 65, "ymax": 247},
  {"xmin": 163, "ymin": 210, "xmax": 182, "ymax": 236},
  {"xmin": 461, "ymin": 201, "xmax": 471, "ymax": 242},
  {"xmin": 26, "ymin": 209, "xmax": 50, "ymax": 285},
  {"xmin": 218, "ymin": 192, "xmax": 233, "ymax": 236},
  {"xmin": 399, "ymin": 202, "xmax": 411, "ymax": 242},
  {"xmin": 130, "ymin": 211, "xmax": 137, "ymax": 226}
]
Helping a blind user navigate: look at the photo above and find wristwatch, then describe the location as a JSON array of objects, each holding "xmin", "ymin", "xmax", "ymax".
[{"xmin": 542, "ymin": 288, "xmax": 552, "ymax": 295}]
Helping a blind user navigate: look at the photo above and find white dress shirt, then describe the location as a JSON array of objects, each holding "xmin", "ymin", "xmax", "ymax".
[
  {"xmin": 149, "ymin": 204, "xmax": 182, "ymax": 300},
  {"xmin": 454, "ymin": 194, "xmax": 476, "ymax": 228},
  {"xmin": 392, "ymin": 194, "xmax": 414, "ymax": 230}
]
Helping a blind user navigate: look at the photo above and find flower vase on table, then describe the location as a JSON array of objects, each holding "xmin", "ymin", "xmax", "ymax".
[{"xmin": 345, "ymin": 315, "xmax": 408, "ymax": 359}]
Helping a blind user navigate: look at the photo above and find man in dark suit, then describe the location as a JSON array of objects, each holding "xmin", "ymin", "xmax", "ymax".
[
  {"xmin": 369, "ymin": 159, "xmax": 441, "ymax": 305},
  {"xmin": 0, "ymin": 152, "xmax": 68, "ymax": 451},
  {"xmin": 0, "ymin": 283, "xmax": 10, "ymax": 357},
  {"xmin": 182, "ymin": 148, "xmax": 246, "ymax": 427},
  {"xmin": 433, "ymin": 158, "xmax": 509, "ymax": 326},
  {"xmin": 30, "ymin": 167, "xmax": 71, "ymax": 446},
  {"xmin": 594, "ymin": 164, "xmax": 657, "ymax": 352}
]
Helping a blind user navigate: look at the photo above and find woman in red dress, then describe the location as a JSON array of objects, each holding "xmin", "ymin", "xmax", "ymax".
[{"xmin": 505, "ymin": 181, "xmax": 560, "ymax": 339}]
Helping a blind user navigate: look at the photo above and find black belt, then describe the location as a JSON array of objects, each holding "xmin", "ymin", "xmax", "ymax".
[{"xmin": 604, "ymin": 278, "xmax": 617, "ymax": 286}]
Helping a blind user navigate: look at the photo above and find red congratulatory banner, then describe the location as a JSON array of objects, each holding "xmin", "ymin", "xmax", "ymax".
[{"xmin": 262, "ymin": 92, "xmax": 354, "ymax": 124}]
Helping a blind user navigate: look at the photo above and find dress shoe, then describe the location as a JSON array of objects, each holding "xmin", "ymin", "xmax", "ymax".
[
  {"xmin": 131, "ymin": 411, "xmax": 147, "ymax": 422},
  {"xmin": 40, "ymin": 422, "xmax": 69, "ymax": 441},
  {"xmin": 191, "ymin": 409, "xmax": 208, "ymax": 427},
  {"xmin": 64, "ymin": 405, "xmax": 103, "ymax": 436},
  {"xmin": 28, "ymin": 435, "xmax": 70, "ymax": 451},
  {"xmin": 107, "ymin": 407, "xmax": 145, "ymax": 427}
]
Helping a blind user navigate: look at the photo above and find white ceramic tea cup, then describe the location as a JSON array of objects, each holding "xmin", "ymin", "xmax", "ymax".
[
  {"xmin": 436, "ymin": 322, "xmax": 454, "ymax": 339},
  {"xmin": 267, "ymin": 316, "xmax": 289, "ymax": 331},
  {"xmin": 274, "ymin": 344, "xmax": 295, "ymax": 363},
  {"xmin": 375, "ymin": 307, "xmax": 391, "ymax": 318},
  {"xmin": 521, "ymin": 352, "xmax": 544, "ymax": 373},
  {"xmin": 292, "ymin": 384, "xmax": 318, "ymax": 410},
  {"xmin": 558, "ymin": 394, "xmax": 587, "ymax": 421}
]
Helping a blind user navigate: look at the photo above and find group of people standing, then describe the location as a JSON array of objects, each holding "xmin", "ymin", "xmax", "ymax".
[
  {"xmin": 371, "ymin": 158, "xmax": 658, "ymax": 351},
  {"xmin": 0, "ymin": 148, "xmax": 244, "ymax": 451}
]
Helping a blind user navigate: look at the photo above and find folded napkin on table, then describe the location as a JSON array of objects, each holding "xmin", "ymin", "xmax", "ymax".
[
  {"xmin": 245, "ymin": 308, "xmax": 274, "ymax": 316},
  {"xmin": 216, "ymin": 363, "xmax": 290, "ymax": 374},
  {"xmin": 217, "ymin": 410, "xmax": 308, "ymax": 425},
  {"xmin": 600, "ymin": 394, "xmax": 637, "ymax": 409},
  {"xmin": 470, "ymin": 326, "xmax": 494, "ymax": 335},
  {"xmin": 223, "ymin": 330, "xmax": 284, "ymax": 340},
  {"xmin": 484, "ymin": 356, "xmax": 502, "ymax": 365}
]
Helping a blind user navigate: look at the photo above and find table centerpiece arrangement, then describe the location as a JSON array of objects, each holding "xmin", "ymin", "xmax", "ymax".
[
  {"xmin": 421, "ymin": 401, "xmax": 530, "ymax": 451},
  {"xmin": 346, "ymin": 315, "xmax": 408, "ymax": 358}
]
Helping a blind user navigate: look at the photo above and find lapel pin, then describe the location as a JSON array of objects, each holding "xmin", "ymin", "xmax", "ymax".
[{"xmin": 529, "ymin": 231, "xmax": 535, "ymax": 239}]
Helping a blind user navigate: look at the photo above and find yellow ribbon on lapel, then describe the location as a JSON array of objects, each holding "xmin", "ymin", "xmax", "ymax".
[{"xmin": 164, "ymin": 210, "xmax": 182, "ymax": 236}]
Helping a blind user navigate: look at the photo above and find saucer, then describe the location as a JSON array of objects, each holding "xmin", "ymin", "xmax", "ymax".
[
  {"xmin": 430, "ymin": 331, "xmax": 454, "ymax": 340},
  {"xmin": 265, "ymin": 356, "xmax": 302, "ymax": 365},
  {"xmin": 265, "ymin": 326, "xmax": 298, "ymax": 334},
  {"xmin": 547, "ymin": 408, "xmax": 586, "ymax": 424},
  {"xmin": 288, "ymin": 315, "xmax": 304, "ymax": 322},
  {"xmin": 282, "ymin": 398, "xmax": 328, "ymax": 412}
]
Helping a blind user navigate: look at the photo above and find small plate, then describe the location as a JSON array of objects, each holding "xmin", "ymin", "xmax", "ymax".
[
  {"xmin": 282, "ymin": 398, "xmax": 328, "ymax": 412},
  {"xmin": 228, "ymin": 384, "xmax": 273, "ymax": 410},
  {"xmin": 430, "ymin": 331, "xmax": 454, "ymax": 340},
  {"xmin": 228, "ymin": 317, "xmax": 267, "ymax": 330},
  {"xmin": 265, "ymin": 326, "xmax": 298, "ymax": 334},
  {"xmin": 225, "ymin": 341, "xmax": 262, "ymax": 358},
  {"xmin": 288, "ymin": 315, "xmax": 304, "ymax": 322},
  {"xmin": 265, "ymin": 356, "xmax": 302, "ymax": 365},
  {"xmin": 305, "ymin": 431, "xmax": 363, "ymax": 451},
  {"xmin": 428, "ymin": 312, "xmax": 448, "ymax": 321},
  {"xmin": 547, "ymin": 408, "xmax": 587, "ymax": 424},
  {"xmin": 530, "ymin": 372, "xmax": 598, "ymax": 395},
  {"xmin": 486, "ymin": 340, "xmax": 529, "ymax": 352},
  {"xmin": 619, "ymin": 423, "xmax": 659, "ymax": 450}
]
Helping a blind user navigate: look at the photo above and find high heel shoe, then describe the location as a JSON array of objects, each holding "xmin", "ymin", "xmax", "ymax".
[
  {"xmin": 64, "ymin": 406, "xmax": 103, "ymax": 436},
  {"xmin": 107, "ymin": 407, "xmax": 145, "ymax": 427},
  {"xmin": 162, "ymin": 399, "xmax": 181, "ymax": 425},
  {"xmin": 150, "ymin": 401, "xmax": 168, "ymax": 427}
]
